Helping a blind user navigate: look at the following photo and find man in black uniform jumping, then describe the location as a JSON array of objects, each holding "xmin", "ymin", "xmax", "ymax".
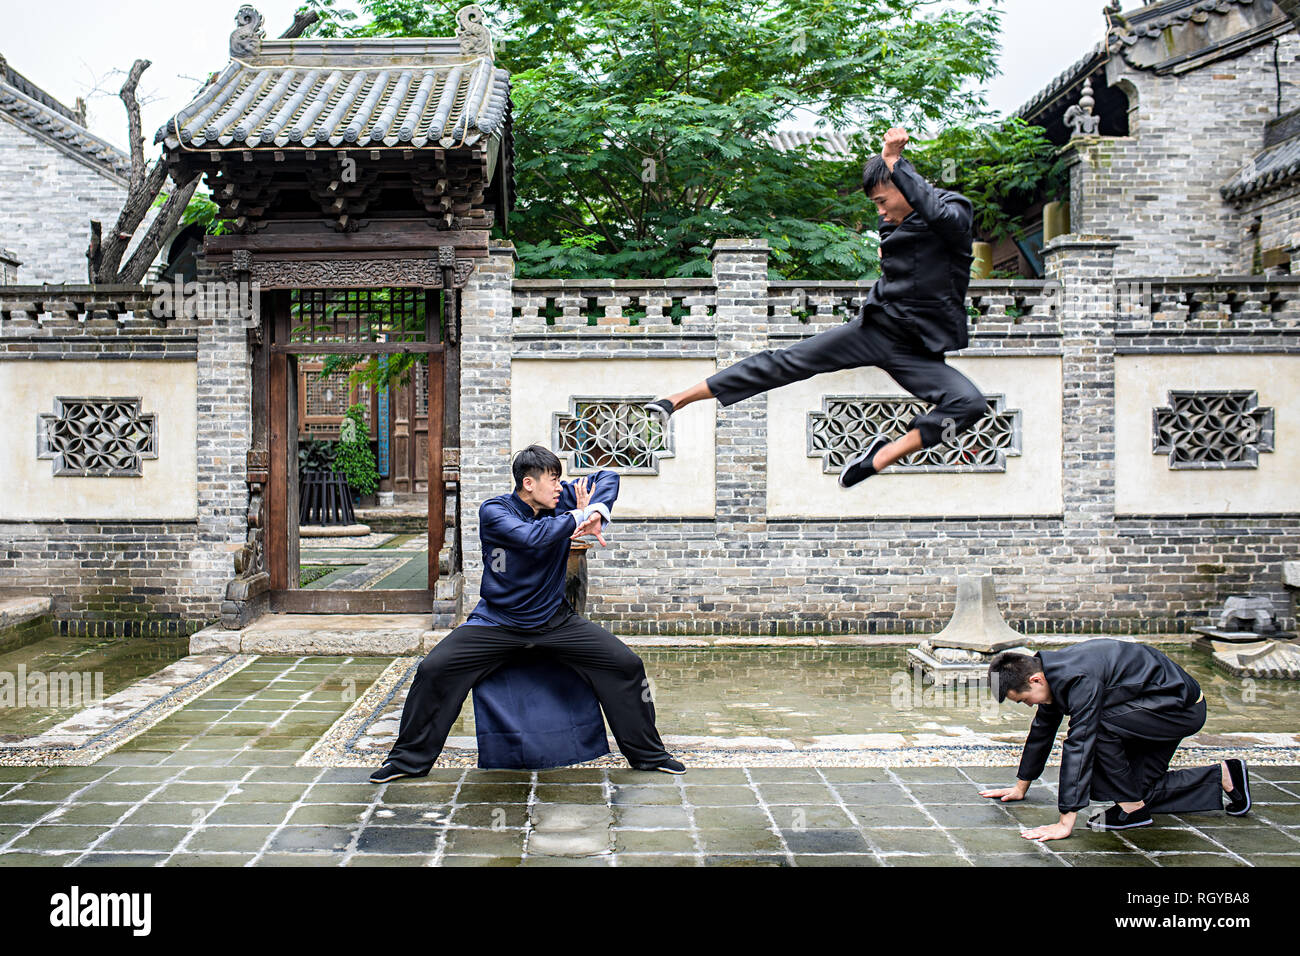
[
  {"xmin": 644, "ymin": 127, "xmax": 988, "ymax": 487},
  {"xmin": 982, "ymin": 639, "xmax": 1251, "ymax": 840}
]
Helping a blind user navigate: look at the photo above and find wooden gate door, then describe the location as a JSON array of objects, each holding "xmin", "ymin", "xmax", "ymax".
[{"xmin": 265, "ymin": 288, "xmax": 445, "ymax": 613}]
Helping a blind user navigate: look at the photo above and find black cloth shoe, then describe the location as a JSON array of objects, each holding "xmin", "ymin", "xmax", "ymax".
[
  {"xmin": 1225, "ymin": 758, "xmax": 1251, "ymax": 816},
  {"xmin": 643, "ymin": 398, "xmax": 675, "ymax": 427},
  {"xmin": 838, "ymin": 437, "xmax": 891, "ymax": 488},
  {"xmin": 1088, "ymin": 804, "xmax": 1153, "ymax": 830},
  {"xmin": 369, "ymin": 763, "xmax": 428, "ymax": 784},
  {"xmin": 633, "ymin": 757, "xmax": 686, "ymax": 774}
]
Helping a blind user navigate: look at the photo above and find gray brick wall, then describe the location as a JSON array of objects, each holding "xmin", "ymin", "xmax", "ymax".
[
  {"xmin": 0, "ymin": 267, "xmax": 249, "ymax": 633},
  {"xmin": 475, "ymin": 238, "xmax": 1300, "ymax": 636},
  {"xmin": 1067, "ymin": 31, "xmax": 1300, "ymax": 276},
  {"xmin": 459, "ymin": 242, "xmax": 518, "ymax": 615},
  {"xmin": 0, "ymin": 114, "xmax": 132, "ymax": 284}
]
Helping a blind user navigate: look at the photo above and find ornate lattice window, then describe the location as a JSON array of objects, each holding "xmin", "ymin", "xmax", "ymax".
[
  {"xmin": 37, "ymin": 397, "xmax": 158, "ymax": 477},
  {"xmin": 808, "ymin": 395, "xmax": 1020, "ymax": 473},
  {"xmin": 1152, "ymin": 390, "xmax": 1274, "ymax": 469},
  {"xmin": 289, "ymin": 288, "xmax": 428, "ymax": 344},
  {"xmin": 298, "ymin": 363, "xmax": 368, "ymax": 438},
  {"xmin": 554, "ymin": 397, "xmax": 673, "ymax": 474}
]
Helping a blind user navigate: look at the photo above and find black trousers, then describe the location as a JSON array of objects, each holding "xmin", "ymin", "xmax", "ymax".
[
  {"xmin": 706, "ymin": 307, "xmax": 987, "ymax": 448},
  {"xmin": 1088, "ymin": 698, "xmax": 1223, "ymax": 814},
  {"xmin": 383, "ymin": 604, "xmax": 670, "ymax": 772}
]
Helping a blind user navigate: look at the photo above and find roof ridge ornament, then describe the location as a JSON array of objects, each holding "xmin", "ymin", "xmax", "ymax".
[
  {"xmin": 231, "ymin": 5, "xmax": 266, "ymax": 59},
  {"xmin": 456, "ymin": 5, "xmax": 493, "ymax": 58},
  {"xmin": 1064, "ymin": 78, "xmax": 1101, "ymax": 137}
]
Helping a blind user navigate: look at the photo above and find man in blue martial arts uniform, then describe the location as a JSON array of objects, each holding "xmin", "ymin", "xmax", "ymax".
[{"xmin": 370, "ymin": 444, "xmax": 684, "ymax": 781}]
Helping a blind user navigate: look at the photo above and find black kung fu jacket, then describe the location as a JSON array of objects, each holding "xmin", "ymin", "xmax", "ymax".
[
  {"xmin": 858, "ymin": 156, "xmax": 975, "ymax": 353},
  {"xmin": 1015, "ymin": 639, "xmax": 1204, "ymax": 813}
]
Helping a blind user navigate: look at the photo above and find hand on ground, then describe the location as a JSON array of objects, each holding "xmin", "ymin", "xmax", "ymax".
[{"xmin": 1020, "ymin": 822, "xmax": 1072, "ymax": 842}]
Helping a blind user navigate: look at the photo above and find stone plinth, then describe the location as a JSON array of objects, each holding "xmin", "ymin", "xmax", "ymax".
[
  {"xmin": 1206, "ymin": 639, "xmax": 1300, "ymax": 681},
  {"xmin": 908, "ymin": 575, "xmax": 1031, "ymax": 685}
]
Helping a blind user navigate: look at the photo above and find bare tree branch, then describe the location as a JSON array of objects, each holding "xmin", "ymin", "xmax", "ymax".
[
  {"xmin": 116, "ymin": 171, "xmax": 202, "ymax": 285},
  {"xmin": 91, "ymin": 58, "xmax": 183, "ymax": 283},
  {"xmin": 280, "ymin": 11, "xmax": 320, "ymax": 38}
]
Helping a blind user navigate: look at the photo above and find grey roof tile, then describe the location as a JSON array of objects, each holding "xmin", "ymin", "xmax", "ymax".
[
  {"xmin": 154, "ymin": 41, "xmax": 510, "ymax": 152},
  {"xmin": 0, "ymin": 71, "xmax": 130, "ymax": 180},
  {"xmin": 1221, "ymin": 134, "xmax": 1300, "ymax": 201}
]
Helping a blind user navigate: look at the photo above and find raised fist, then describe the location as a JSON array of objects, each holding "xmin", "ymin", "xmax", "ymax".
[{"xmin": 882, "ymin": 127, "xmax": 909, "ymax": 159}]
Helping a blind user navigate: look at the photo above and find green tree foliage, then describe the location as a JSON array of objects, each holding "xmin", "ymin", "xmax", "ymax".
[
  {"xmin": 296, "ymin": 0, "xmax": 1059, "ymax": 279},
  {"xmin": 335, "ymin": 404, "xmax": 380, "ymax": 496}
]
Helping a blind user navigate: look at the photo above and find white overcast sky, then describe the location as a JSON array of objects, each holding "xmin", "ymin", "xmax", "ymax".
[{"xmin": 2, "ymin": 0, "xmax": 1115, "ymax": 153}]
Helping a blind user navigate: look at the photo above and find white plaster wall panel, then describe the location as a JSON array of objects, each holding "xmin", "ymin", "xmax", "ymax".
[
  {"xmin": 510, "ymin": 358, "xmax": 717, "ymax": 517},
  {"xmin": 0, "ymin": 360, "xmax": 197, "ymax": 519},
  {"xmin": 767, "ymin": 356, "xmax": 1063, "ymax": 517},
  {"xmin": 1115, "ymin": 353, "xmax": 1300, "ymax": 514}
]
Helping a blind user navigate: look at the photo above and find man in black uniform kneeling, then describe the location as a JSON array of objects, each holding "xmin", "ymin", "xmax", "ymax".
[{"xmin": 981, "ymin": 639, "xmax": 1251, "ymax": 841}]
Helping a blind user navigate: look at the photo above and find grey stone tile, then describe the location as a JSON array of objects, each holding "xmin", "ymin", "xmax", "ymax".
[
  {"xmin": 793, "ymin": 853, "xmax": 882, "ymax": 866},
  {"xmin": 780, "ymin": 828, "xmax": 872, "ymax": 854},
  {"xmin": 692, "ymin": 806, "xmax": 771, "ymax": 829},
  {"xmin": 612, "ymin": 829, "xmax": 698, "ymax": 853},
  {"xmin": 1058, "ymin": 852, "xmax": 1157, "ymax": 867},
  {"xmin": 355, "ymin": 826, "xmax": 445, "ymax": 854},
  {"xmin": 612, "ymin": 805, "xmax": 692, "ymax": 829},
  {"xmin": 756, "ymin": 783, "xmax": 835, "ymax": 804},
  {"xmin": 439, "ymin": 828, "xmax": 526, "ymax": 856},
  {"xmin": 185, "ymin": 826, "xmax": 277, "ymax": 853},
  {"xmin": 96, "ymin": 826, "xmax": 190, "ymax": 852},
  {"xmin": 695, "ymin": 828, "xmax": 785, "ymax": 853},
  {"xmin": 164, "ymin": 853, "xmax": 256, "ymax": 866},
  {"xmin": 206, "ymin": 803, "xmax": 293, "ymax": 826},
  {"xmin": 76, "ymin": 853, "xmax": 170, "ymax": 866},
  {"xmin": 610, "ymin": 785, "xmax": 682, "ymax": 807},
  {"xmin": 9, "ymin": 826, "xmax": 109, "ymax": 851},
  {"xmin": 268, "ymin": 826, "xmax": 357, "ymax": 853},
  {"xmin": 615, "ymin": 853, "xmax": 700, "ymax": 866}
]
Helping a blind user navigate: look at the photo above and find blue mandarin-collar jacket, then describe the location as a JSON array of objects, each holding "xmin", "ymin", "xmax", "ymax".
[
  {"xmin": 465, "ymin": 470, "xmax": 620, "ymax": 629},
  {"xmin": 1016, "ymin": 639, "xmax": 1204, "ymax": 813}
]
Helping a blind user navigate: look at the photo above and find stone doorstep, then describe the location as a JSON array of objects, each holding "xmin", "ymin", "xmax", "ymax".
[
  {"xmin": 190, "ymin": 614, "xmax": 443, "ymax": 655},
  {"xmin": 298, "ymin": 524, "xmax": 372, "ymax": 538},
  {"xmin": 0, "ymin": 596, "xmax": 53, "ymax": 631}
]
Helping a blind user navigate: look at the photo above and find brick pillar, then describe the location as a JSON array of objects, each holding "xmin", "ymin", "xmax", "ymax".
[
  {"xmin": 1043, "ymin": 236, "xmax": 1121, "ymax": 630},
  {"xmin": 709, "ymin": 238, "xmax": 770, "ymax": 627},
  {"xmin": 458, "ymin": 240, "xmax": 516, "ymax": 620},
  {"xmin": 195, "ymin": 261, "xmax": 254, "ymax": 619}
]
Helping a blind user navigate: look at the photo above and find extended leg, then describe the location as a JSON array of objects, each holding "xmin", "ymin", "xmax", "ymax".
[
  {"xmin": 652, "ymin": 319, "xmax": 894, "ymax": 421},
  {"xmin": 534, "ymin": 610, "xmax": 672, "ymax": 767},
  {"xmin": 383, "ymin": 625, "xmax": 523, "ymax": 774},
  {"xmin": 878, "ymin": 347, "xmax": 988, "ymax": 455}
]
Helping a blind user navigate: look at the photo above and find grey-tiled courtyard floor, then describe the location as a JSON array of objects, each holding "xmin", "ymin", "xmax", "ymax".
[{"xmin": 1, "ymin": 656, "xmax": 1299, "ymax": 866}]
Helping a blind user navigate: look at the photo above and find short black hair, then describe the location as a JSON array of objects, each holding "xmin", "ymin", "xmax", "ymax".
[
  {"xmin": 862, "ymin": 155, "xmax": 893, "ymax": 194},
  {"xmin": 512, "ymin": 444, "xmax": 562, "ymax": 491},
  {"xmin": 988, "ymin": 651, "xmax": 1044, "ymax": 703}
]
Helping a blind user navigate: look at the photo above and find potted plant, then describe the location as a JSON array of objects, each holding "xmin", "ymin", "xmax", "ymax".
[{"xmin": 336, "ymin": 403, "xmax": 379, "ymax": 505}]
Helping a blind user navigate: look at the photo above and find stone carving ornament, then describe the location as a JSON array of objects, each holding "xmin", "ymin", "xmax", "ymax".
[
  {"xmin": 456, "ymin": 5, "xmax": 493, "ymax": 57},
  {"xmin": 230, "ymin": 5, "xmax": 265, "ymax": 58}
]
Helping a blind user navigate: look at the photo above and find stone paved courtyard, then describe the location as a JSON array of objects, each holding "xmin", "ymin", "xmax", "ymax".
[{"xmin": 1, "ymin": 655, "xmax": 1298, "ymax": 867}]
